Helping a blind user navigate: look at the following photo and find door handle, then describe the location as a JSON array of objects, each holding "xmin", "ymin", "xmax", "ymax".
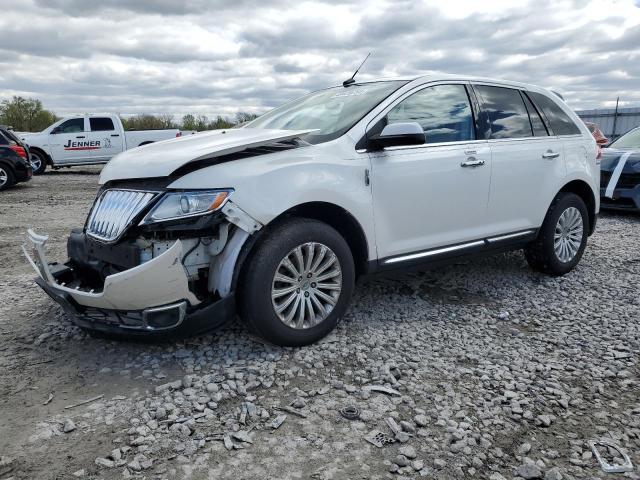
[
  {"xmin": 111, "ymin": 134, "xmax": 120, "ymax": 137},
  {"xmin": 461, "ymin": 158, "xmax": 485, "ymax": 168},
  {"xmin": 542, "ymin": 151, "xmax": 560, "ymax": 159},
  {"xmin": 75, "ymin": 135, "xmax": 85, "ymax": 139}
]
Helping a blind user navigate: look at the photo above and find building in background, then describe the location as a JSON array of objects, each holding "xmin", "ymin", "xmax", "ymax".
[{"xmin": 576, "ymin": 106, "xmax": 640, "ymax": 142}]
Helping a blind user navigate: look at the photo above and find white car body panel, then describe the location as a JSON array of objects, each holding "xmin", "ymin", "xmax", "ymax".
[
  {"xmin": 100, "ymin": 128, "xmax": 315, "ymax": 183},
  {"xmin": 20, "ymin": 114, "xmax": 180, "ymax": 166}
]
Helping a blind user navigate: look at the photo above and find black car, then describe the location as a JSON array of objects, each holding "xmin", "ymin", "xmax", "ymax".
[
  {"xmin": 600, "ymin": 126, "xmax": 640, "ymax": 211},
  {"xmin": 0, "ymin": 126, "xmax": 33, "ymax": 191}
]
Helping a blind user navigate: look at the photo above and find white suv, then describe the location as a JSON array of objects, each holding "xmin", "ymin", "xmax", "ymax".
[{"xmin": 24, "ymin": 74, "xmax": 599, "ymax": 346}]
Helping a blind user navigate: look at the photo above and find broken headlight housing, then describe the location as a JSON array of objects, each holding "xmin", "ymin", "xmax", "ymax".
[{"xmin": 140, "ymin": 189, "xmax": 232, "ymax": 224}]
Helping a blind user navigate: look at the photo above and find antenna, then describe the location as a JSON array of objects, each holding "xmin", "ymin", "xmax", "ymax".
[{"xmin": 343, "ymin": 52, "xmax": 371, "ymax": 87}]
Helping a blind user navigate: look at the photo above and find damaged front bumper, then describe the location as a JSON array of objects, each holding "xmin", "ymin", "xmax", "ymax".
[{"xmin": 23, "ymin": 229, "xmax": 235, "ymax": 336}]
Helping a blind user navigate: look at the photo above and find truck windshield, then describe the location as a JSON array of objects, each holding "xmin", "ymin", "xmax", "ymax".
[
  {"xmin": 245, "ymin": 80, "xmax": 408, "ymax": 144},
  {"xmin": 610, "ymin": 128, "xmax": 640, "ymax": 149}
]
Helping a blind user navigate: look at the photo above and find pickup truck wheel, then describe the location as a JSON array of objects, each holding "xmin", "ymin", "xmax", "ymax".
[
  {"xmin": 525, "ymin": 192, "xmax": 588, "ymax": 276},
  {"xmin": 238, "ymin": 218, "xmax": 355, "ymax": 347},
  {"xmin": 0, "ymin": 165, "xmax": 15, "ymax": 191},
  {"xmin": 30, "ymin": 151, "xmax": 47, "ymax": 175}
]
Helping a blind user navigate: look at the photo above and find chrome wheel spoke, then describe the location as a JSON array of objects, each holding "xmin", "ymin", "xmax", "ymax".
[
  {"xmin": 276, "ymin": 292, "xmax": 297, "ymax": 313},
  {"xmin": 272, "ymin": 284, "xmax": 298, "ymax": 299},
  {"xmin": 313, "ymin": 288, "xmax": 337, "ymax": 306},
  {"xmin": 315, "ymin": 268, "xmax": 341, "ymax": 282},
  {"xmin": 274, "ymin": 272, "xmax": 297, "ymax": 284},
  {"xmin": 272, "ymin": 241, "xmax": 342, "ymax": 329}
]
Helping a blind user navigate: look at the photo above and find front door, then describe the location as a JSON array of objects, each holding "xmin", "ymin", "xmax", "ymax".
[
  {"xmin": 49, "ymin": 117, "xmax": 93, "ymax": 164},
  {"xmin": 369, "ymin": 83, "xmax": 492, "ymax": 261}
]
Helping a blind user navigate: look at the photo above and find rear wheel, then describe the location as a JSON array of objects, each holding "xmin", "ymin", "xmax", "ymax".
[
  {"xmin": 0, "ymin": 165, "xmax": 15, "ymax": 191},
  {"xmin": 30, "ymin": 151, "xmax": 47, "ymax": 175},
  {"xmin": 238, "ymin": 218, "xmax": 355, "ymax": 346},
  {"xmin": 525, "ymin": 192, "xmax": 589, "ymax": 276}
]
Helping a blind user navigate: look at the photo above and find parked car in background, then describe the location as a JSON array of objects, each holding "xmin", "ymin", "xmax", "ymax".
[
  {"xmin": 0, "ymin": 126, "xmax": 32, "ymax": 190},
  {"xmin": 600, "ymin": 126, "xmax": 640, "ymax": 211},
  {"xmin": 24, "ymin": 75, "xmax": 598, "ymax": 346},
  {"xmin": 20, "ymin": 114, "xmax": 181, "ymax": 174}
]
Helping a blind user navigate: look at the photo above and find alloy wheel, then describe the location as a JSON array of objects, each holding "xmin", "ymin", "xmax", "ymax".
[
  {"xmin": 271, "ymin": 242, "xmax": 342, "ymax": 329},
  {"xmin": 0, "ymin": 167, "xmax": 7, "ymax": 188},
  {"xmin": 553, "ymin": 206, "xmax": 583, "ymax": 263},
  {"xmin": 30, "ymin": 153, "xmax": 42, "ymax": 172}
]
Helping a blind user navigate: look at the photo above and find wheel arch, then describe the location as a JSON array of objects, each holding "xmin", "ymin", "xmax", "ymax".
[
  {"xmin": 29, "ymin": 146, "xmax": 52, "ymax": 165},
  {"xmin": 231, "ymin": 201, "xmax": 370, "ymax": 295},
  {"xmin": 138, "ymin": 141, "xmax": 154, "ymax": 147},
  {"xmin": 558, "ymin": 179, "xmax": 597, "ymax": 235}
]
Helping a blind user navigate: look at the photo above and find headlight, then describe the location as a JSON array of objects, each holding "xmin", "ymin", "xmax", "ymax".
[{"xmin": 140, "ymin": 189, "xmax": 232, "ymax": 224}]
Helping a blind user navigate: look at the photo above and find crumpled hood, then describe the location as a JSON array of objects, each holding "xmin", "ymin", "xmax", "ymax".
[
  {"xmin": 99, "ymin": 128, "xmax": 314, "ymax": 184},
  {"xmin": 601, "ymin": 147, "xmax": 640, "ymax": 173}
]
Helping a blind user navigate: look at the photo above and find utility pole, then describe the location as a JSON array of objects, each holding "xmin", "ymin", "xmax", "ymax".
[{"xmin": 612, "ymin": 96, "xmax": 619, "ymax": 140}]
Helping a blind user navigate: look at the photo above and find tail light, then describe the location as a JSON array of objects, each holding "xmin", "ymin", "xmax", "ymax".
[
  {"xmin": 9, "ymin": 144, "xmax": 27, "ymax": 160},
  {"xmin": 176, "ymin": 131, "xmax": 182, "ymax": 137}
]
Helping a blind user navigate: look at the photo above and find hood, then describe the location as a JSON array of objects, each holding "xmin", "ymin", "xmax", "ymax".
[
  {"xmin": 99, "ymin": 128, "xmax": 314, "ymax": 184},
  {"xmin": 601, "ymin": 147, "xmax": 640, "ymax": 173}
]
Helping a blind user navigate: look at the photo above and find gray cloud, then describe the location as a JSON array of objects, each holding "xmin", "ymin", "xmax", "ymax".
[{"xmin": 0, "ymin": 0, "xmax": 639, "ymax": 119}]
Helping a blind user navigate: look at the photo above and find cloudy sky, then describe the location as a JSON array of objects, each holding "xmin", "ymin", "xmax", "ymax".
[{"xmin": 0, "ymin": 0, "xmax": 639, "ymax": 119}]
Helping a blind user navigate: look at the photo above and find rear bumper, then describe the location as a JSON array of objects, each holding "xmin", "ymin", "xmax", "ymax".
[
  {"xmin": 600, "ymin": 186, "xmax": 640, "ymax": 211},
  {"xmin": 23, "ymin": 229, "xmax": 234, "ymax": 336}
]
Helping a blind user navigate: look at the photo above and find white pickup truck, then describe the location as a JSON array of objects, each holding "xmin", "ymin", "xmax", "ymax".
[{"xmin": 20, "ymin": 114, "xmax": 181, "ymax": 174}]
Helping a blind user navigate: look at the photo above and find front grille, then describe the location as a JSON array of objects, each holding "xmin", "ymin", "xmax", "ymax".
[{"xmin": 86, "ymin": 189, "xmax": 156, "ymax": 242}]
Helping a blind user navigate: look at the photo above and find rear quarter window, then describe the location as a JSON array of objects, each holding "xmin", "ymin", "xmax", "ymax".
[
  {"xmin": 527, "ymin": 92, "xmax": 581, "ymax": 136},
  {"xmin": 90, "ymin": 117, "xmax": 115, "ymax": 131},
  {"xmin": 0, "ymin": 132, "xmax": 8, "ymax": 145}
]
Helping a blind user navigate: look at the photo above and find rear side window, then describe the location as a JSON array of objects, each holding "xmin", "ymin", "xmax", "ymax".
[
  {"xmin": 386, "ymin": 84, "xmax": 475, "ymax": 143},
  {"xmin": 527, "ymin": 92, "xmax": 581, "ymax": 135},
  {"xmin": 0, "ymin": 132, "xmax": 8, "ymax": 145},
  {"xmin": 522, "ymin": 94, "xmax": 549, "ymax": 136},
  {"xmin": 474, "ymin": 85, "xmax": 532, "ymax": 139},
  {"xmin": 90, "ymin": 117, "xmax": 115, "ymax": 131}
]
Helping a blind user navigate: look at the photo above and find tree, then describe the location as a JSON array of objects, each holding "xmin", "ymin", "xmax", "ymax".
[
  {"xmin": 235, "ymin": 111, "xmax": 258, "ymax": 125},
  {"xmin": 121, "ymin": 114, "xmax": 177, "ymax": 130},
  {"xmin": 0, "ymin": 96, "xmax": 59, "ymax": 132}
]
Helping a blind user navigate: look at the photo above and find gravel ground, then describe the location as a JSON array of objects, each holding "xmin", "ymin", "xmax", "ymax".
[{"xmin": 1, "ymin": 169, "xmax": 639, "ymax": 480}]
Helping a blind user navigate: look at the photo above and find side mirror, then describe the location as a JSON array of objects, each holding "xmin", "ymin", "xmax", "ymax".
[{"xmin": 368, "ymin": 122, "xmax": 425, "ymax": 149}]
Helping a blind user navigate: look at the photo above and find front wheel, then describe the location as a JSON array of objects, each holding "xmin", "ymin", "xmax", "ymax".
[
  {"xmin": 525, "ymin": 192, "xmax": 589, "ymax": 276},
  {"xmin": 30, "ymin": 151, "xmax": 47, "ymax": 175},
  {"xmin": 238, "ymin": 218, "xmax": 355, "ymax": 347}
]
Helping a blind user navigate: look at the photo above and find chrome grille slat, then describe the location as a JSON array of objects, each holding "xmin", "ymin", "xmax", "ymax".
[{"xmin": 86, "ymin": 189, "xmax": 155, "ymax": 242}]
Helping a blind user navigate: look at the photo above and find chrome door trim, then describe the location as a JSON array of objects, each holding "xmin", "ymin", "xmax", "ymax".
[{"xmin": 384, "ymin": 240, "xmax": 485, "ymax": 265}]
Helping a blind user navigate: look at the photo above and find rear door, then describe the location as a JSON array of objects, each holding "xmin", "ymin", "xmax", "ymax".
[
  {"xmin": 87, "ymin": 117, "xmax": 124, "ymax": 161},
  {"xmin": 48, "ymin": 117, "xmax": 92, "ymax": 164},
  {"xmin": 473, "ymin": 85, "xmax": 565, "ymax": 234},
  {"xmin": 369, "ymin": 83, "xmax": 492, "ymax": 260}
]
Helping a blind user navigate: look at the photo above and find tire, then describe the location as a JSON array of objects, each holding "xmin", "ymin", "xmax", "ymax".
[
  {"xmin": 0, "ymin": 164, "xmax": 15, "ymax": 191},
  {"xmin": 30, "ymin": 150, "xmax": 47, "ymax": 175},
  {"xmin": 525, "ymin": 192, "xmax": 589, "ymax": 276},
  {"xmin": 238, "ymin": 218, "xmax": 355, "ymax": 347}
]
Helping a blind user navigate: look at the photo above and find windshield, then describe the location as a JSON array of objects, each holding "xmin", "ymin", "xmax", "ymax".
[
  {"xmin": 610, "ymin": 127, "xmax": 640, "ymax": 149},
  {"xmin": 245, "ymin": 81, "xmax": 408, "ymax": 144}
]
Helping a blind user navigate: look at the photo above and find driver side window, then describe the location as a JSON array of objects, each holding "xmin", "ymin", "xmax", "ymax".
[
  {"xmin": 386, "ymin": 84, "xmax": 475, "ymax": 144},
  {"xmin": 56, "ymin": 118, "xmax": 85, "ymax": 134}
]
